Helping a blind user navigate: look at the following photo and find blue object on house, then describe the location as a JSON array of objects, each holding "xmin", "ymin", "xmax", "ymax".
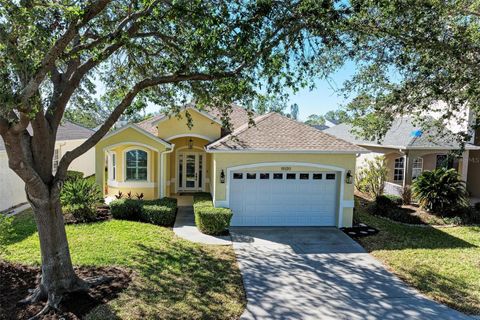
[{"xmin": 411, "ymin": 130, "xmax": 423, "ymax": 137}]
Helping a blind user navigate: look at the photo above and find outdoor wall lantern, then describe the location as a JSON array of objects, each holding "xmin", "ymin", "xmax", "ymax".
[
  {"xmin": 188, "ymin": 138, "xmax": 194, "ymax": 149},
  {"xmin": 220, "ymin": 170, "xmax": 225, "ymax": 183},
  {"xmin": 345, "ymin": 170, "xmax": 353, "ymax": 184}
]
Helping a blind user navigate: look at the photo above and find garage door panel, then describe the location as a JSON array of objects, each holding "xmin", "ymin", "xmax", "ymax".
[{"xmin": 230, "ymin": 170, "xmax": 338, "ymax": 227}]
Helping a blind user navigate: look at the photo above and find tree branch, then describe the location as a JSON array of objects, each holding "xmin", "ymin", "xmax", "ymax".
[
  {"xmin": 20, "ymin": 0, "xmax": 112, "ymax": 107},
  {"xmin": 54, "ymin": 71, "xmax": 241, "ymax": 182}
]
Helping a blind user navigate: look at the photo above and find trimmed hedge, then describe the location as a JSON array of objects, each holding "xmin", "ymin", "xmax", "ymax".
[
  {"xmin": 110, "ymin": 197, "xmax": 177, "ymax": 227},
  {"xmin": 193, "ymin": 193, "xmax": 232, "ymax": 235},
  {"xmin": 66, "ymin": 170, "xmax": 84, "ymax": 181}
]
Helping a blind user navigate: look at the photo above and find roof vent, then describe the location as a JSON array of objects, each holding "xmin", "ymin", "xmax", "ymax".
[{"xmin": 411, "ymin": 130, "xmax": 423, "ymax": 137}]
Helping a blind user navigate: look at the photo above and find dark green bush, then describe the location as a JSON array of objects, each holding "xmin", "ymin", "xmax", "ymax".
[
  {"xmin": 195, "ymin": 207, "xmax": 233, "ymax": 235},
  {"xmin": 110, "ymin": 199, "xmax": 142, "ymax": 220},
  {"xmin": 375, "ymin": 195, "xmax": 398, "ymax": 211},
  {"xmin": 384, "ymin": 194, "xmax": 403, "ymax": 206},
  {"xmin": 110, "ymin": 197, "xmax": 178, "ymax": 226},
  {"xmin": 412, "ymin": 168, "xmax": 469, "ymax": 215},
  {"xmin": 193, "ymin": 193, "xmax": 232, "ymax": 235},
  {"xmin": 141, "ymin": 204, "xmax": 177, "ymax": 226},
  {"xmin": 66, "ymin": 170, "xmax": 84, "ymax": 181},
  {"xmin": 450, "ymin": 205, "xmax": 480, "ymax": 225},
  {"xmin": 61, "ymin": 178, "xmax": 103, "ymax": 222}
]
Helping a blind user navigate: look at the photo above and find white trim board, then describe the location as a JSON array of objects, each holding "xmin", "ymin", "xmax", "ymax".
[
  {"xmin": 101, "ymin": 124, "xmax": 172, "ymax": 147},
  {"xmin": 223, "ymin": 161, "xmax": 347, "ymax": 227},
  {"xmin": 206, "ymin": 149, "xmax": 368, "ymax": 154},
  {"xmin": 165, "ymin": 133, "xmax": 215, "ymax": 142}
]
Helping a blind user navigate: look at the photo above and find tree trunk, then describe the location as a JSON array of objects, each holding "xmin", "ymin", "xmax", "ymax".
[{"xmin": 25, "ymin": 190, "xmax": 87, "ymax": 306}]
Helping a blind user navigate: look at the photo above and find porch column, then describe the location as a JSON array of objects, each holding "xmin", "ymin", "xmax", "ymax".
[
  {"xmin": 461, "ymin": 150, "xmax": 470, "ymax": 182},
  {"xmin": 403, "ymin": 152, "xmax": 414, "ymax": 188}
]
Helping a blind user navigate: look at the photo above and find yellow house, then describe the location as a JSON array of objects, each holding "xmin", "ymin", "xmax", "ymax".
[{"xmin": 96, "ymin": 105, "xmax": 366, "ymax": 227}]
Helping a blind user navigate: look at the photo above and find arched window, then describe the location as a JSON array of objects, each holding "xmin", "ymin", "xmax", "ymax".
[{"xmin": 126, "ymin": 149, "xmax": 148, "ymax": 181}]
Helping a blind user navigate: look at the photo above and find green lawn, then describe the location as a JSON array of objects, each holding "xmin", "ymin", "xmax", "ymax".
[
  {"xmin": 1, "ymin": 210, "xmax": 245, "ymax": 319},
  {"xmin": 356, "ymin": 206, "xmax": 480, "ymax": 315}
]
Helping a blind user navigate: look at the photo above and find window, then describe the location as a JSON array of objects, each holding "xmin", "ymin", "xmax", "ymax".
[
  {"xmin": 412, "ymin": 157, "xmax": 423, "ymax": 179},
  {"xmin": 233, "ymin": 173, "xmax": 243, "ymax": 179},
  {"xmin": 394, "ymin": 157, "xmax": 405, "ymax": 182},
  {"xmin": 53, "ymin": 149, "xmax": 59, "ymax": 173},
  {"xmin": 246, "ymin": 173, "xmax": 256, "ymax": 179},
  {"xmin": 260, "ymin": 173, "xmax": 270, "ymax": 179},
  {"xmin": 111, "ymin": 153, "xmax": 116, "ymax": 180},
  {"xmin": 299, "ymin": 173, "xmax": 309, "ymax": 180},
  {"xmin": 126, "ymin": 149, "xmax": 148, "ymax": 181},
  {"xmin": 312, "ymin": 173, "xmax": 322, "ymax": 180},
  {"xmin": 326, "ymin": 173, "xmax": 336, "ymax": 180},
  {"xmin": 286, "ymin": 173, "xmax": 296, "ymax": 180},
  {"xmin": 273, "ymin": 173, "xmax": 283, "ymax": 179}
]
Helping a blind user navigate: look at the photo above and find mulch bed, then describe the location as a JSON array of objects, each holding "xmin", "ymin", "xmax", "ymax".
[
  {"xmin": 341, "ymin": 223, "xmax": 379, "ymax": 238},
  {"xmin": 63, "ymin": 206, "xmax": 111, "ymax": 225},
  {"xmin": 0, "ymin": 260, "xmax": 131, "ymax": 320}
]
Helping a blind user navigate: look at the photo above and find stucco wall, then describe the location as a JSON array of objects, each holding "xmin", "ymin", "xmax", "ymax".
[
  {"xmin": 157, "ymin": 109, "xmax": 222, "ymax": 141},
  {"xmin": 95, "ymin": 127, "xmax": 169, "ymax": 200},
  {"xmin": 0, "ymin": 152, "xmax": 27, "ymax": 211},
  {"xmin": 167, "ymin": 137, "xmax": 211, "ymax": 194},
  {"xmin": 56, "ymin": 139, "xmax": 95, "ymax": 176},
  {"xmin": 0, "ymin": 139, "xmax": 95, "ymax": 211},
  {"xmin": 211, "ymin": 153, "xmax": 357, "ymax": 227}
]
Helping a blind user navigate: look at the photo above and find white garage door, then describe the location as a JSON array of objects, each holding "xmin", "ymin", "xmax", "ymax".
[{"xmin": 229, "ymin": 171, "xmax": 338, "ymax": 226}]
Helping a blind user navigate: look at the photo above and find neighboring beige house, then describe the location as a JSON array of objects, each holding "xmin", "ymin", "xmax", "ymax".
[
  {"xmin": 96, "ymin": 105, "xmax": 367, "ymax": 227},
  {"xmin": 325, "ymin": 117, "xmax": 480, "ymax": 197},
  {"xmin": 0, "ymin": 121, "xmax": 96, "ymax": 211}
]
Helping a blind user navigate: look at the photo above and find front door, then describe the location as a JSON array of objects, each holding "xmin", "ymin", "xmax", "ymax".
[{"xmin": 178, "ymin": 152, "xmax": 204, "ymax": 192}]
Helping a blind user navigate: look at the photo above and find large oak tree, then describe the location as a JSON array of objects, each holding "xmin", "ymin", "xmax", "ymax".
[{"xmin": 0, "ymin": 0, "xmax": 349, "ymax": 316}]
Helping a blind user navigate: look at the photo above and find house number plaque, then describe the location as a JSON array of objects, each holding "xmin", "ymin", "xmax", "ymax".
[{"xmin": 281, "ymin": 167, "xmax": 292, "ymax": 171}]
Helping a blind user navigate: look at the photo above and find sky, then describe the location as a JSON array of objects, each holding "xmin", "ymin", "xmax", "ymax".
[{"xmin": 144, "ymin": 61, "xmax": 358, "ymax": 122}]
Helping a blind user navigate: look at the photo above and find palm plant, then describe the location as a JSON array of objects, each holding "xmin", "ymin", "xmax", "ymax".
[{"xmin": 412, "ymin": 168, "xmax": 468, "ymax": 215}]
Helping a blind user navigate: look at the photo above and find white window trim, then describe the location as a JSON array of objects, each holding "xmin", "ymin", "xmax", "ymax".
[
  {"xmin": 393, "ymin": 157, "xmax": 405, "ymax": 182},
  {"xmin": 412, "ymin": 157, "xmax": 423, "ymax": 179},
  {"xmin": 53, "ymin": 148, "xmax": 60, "ymax": 173},
  {"xmin": 123, "ymin": 147, "xmax": 151, "ymax": 183}
]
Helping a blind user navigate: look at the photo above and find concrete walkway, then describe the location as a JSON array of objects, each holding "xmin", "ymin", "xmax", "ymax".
[
  {"xmin": 231, "ymin": 227, "xmax": 472, "ymax": 320},
  {"xmin": 4, "ymin": 203, "xmax": 30, "ymax": 217},
  {"xmin": 173, "ymin": 199, "xmax": 231, "ymax": 245}
]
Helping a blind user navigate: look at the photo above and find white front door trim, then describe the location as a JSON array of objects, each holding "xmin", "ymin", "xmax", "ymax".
[
  {"xmin": 175, "ymin": 147, "xmax": 207, "ymax": 193},
  {"xmin": 225, "ymin": 162, "xmax": 346, "ymax": 227}
]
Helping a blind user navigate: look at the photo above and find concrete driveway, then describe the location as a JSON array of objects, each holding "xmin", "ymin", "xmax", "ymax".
[{"xmin": 231, "ymin": 227, "xmax": 471, "ymax": 320}]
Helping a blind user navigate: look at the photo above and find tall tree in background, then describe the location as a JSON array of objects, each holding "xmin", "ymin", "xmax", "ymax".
[
  {"xmin": 343, "ymin": 0, "xmax": 480, "ymax": 141},
  {"xmin": 0, "ymin": 0, "xmax": 351, "ymax": 314},
  {"xmin": 304, "ymin": 114, "xmax": 326, "ymax": 126}
]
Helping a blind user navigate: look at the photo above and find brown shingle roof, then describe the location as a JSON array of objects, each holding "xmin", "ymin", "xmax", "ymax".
[
  {"xmin": 206, "ymin": 112, "xmax": 367, "ymax": 153},
  {"xmin": 134, "ymin": 104, "xmax": 254, "ymax": 136}
]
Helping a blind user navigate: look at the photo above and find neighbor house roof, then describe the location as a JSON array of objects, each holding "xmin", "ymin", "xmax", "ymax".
[
  {"xmin": 206, "ymin": 112, "xmax": 367, "ymax": 153},
  {"xmin": 135, "ymin": 104, "xmax": 255, "ymax": 136},
  {"xmin": 0, "ymin": 120, "xmax": 94, "ymax": 151},
  {"xmin": 324, "ymin": 117, "xmax": 480, "ymax": 150}
]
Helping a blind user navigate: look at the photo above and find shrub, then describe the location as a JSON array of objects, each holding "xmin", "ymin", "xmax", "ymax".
[
  {"xmin": 141, "ymin": 204, "xmax": 176, "ymax": 226},
  {"xmin": 195, "ymin": 207, "xmax": 233, "ymax": 235},
  {"xmin": 384, "ymin": 194, "xmax": 403, "ymax": 206},
  {"xmin": 412, "ymin": 168, "xmax": 469, "ymax": 215},
  {"xmin": 355, "ymin": 156, "xmax": 388, "ymax": 198},
  {"xmin": 110, "ymin": 197, "xmax": 178, "ymax": 226},
  {"xmin": 193, "ymin": 193, "xmax": 232, "ymax": 235},
  {"xmin": 66, "ymin": 170, "xmax": 84, "ymax": 181},
  {"xmin": 61, "ymin": 178, "xmax": 103, "ymax": 222},
  {"xmin": 110, "ymin": 199, "xmax": 142, "ymax": 220},
  {"xmin": 449, "ymin": 205, "xmax": 480, "ymax": 225},
  {"xmin": 402, "ymin": 185, "xmax": 412, "ymax": 205}
]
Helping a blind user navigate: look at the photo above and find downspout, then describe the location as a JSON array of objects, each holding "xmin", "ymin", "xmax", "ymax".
[{"xmin": 159, "ymin": 144, "xmax": 175, "ymax": 198}]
